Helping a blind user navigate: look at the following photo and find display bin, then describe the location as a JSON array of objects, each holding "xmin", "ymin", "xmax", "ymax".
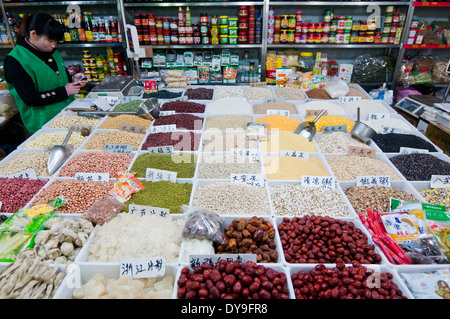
[
  {"xmin": 244, "ymin": 86, "xmax": 276, "ymax": 102},
  {"xmin": 53, "ymin": 261, "xmax": 179, "ymax": 299},
  {"xmin": 370, "ymin": 128, "xmax": 444, "ymax": 154},
  {"xmin": 267, "ymin": 180, "xmax": 358, "ymax": 220},
  {"xmin": 287, "ymin": 263, "xmax": 415, "ymax": 299},
  {"xmin": 323, "ymin": 152, "xmax": 408, "ymax": 182},
  {"xmin": 160, "ymin": 99, "xmax": 207, "ymax": 114},
  {"xmin": 128, "ymin": 150, "xmax": 199, "ymax": 181},
  {"xmin": 173, "ymin": 261, "xmax": 292, "ymax": 299},
  {"xmin": 42, "ymin": 110, "xmax": 106, "ymax": 131},
  {"xmin": 272, "ymin": 85, "xmax": 308, "ymax": 102},
  {"xmin": 393, "ymin": 264, "xmax": 450, "ymax": 299},
  {"xmin": 196, "ymin": 150, "xmax": 264, "ymax": 181},
  {"xmin": 313, "ymin": 131, "xmax": 381, "ymax": 155},
  {"xmin": 183, "ymin": 85, "xmax": 215, "ymax": 100},
  {"xmin": 0, "ymin": 148, "xmax": 55, "ymax": 178},
  {"xmin": 296, "ymin": 99, "xmax": 346, "ymax": 116},
  {"xmin": 213, "ymin": 86, "xmax": 246, "ymax": 100},
  {"xmin": 17, "ymin": 128, "xmax": 90, "ymax": 152},
  {"xmin": 149, "ymin": 113, "xmax": 205, "ymax": 132}
]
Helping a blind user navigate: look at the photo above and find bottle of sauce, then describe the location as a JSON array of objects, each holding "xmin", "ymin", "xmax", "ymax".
[
  {"xmin": 92, "ymin": 18, "xmax": 99, "ymax": 42},
  {"xmin": 98, "ymin": 18, "xmax": 106, "ymax": 43},
  {"xmin": 84, "ymin": 12, "xmax": 93, "ymax": 43},
  {"xmin": 77, "ymin": 13, "xmax": 86, "ymax": 42},
  {"xmin": 110, "ymin": 17, "xmax": 118, "ymax": 42},
  {"xmin": 105, "ymin": 19, "xmax": 112, "ymax": 43}
]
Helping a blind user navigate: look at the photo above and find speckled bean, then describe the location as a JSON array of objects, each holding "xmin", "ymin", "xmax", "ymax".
[{"xmin": 0, "ymin": 177, "xmax": 48, "ymax": 212}]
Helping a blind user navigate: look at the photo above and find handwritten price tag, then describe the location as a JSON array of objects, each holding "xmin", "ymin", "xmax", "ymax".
[
  {"xmin": 301, "ymin": 176, "xmax": 336, "ymax": 189},
  {"xmin": 399, "ymin": 147, "xmax": 429, "ymax": 155},
  {"xmin": 339, "ymin": 96, "xmax": 361, "ymax": 103},
  {"xmin": 348, "ymin": 146, "xmax": 375, "ymax": 159},
  {"xmin": 430, "ymin": 175, "xmax": 450, "ymax": 188},
  {"xmin": 368, "ymin": 113, "xmax": 390, "ymax": 120},
  {"xmin": 322, "ymin": 125, "xmax": 347, "ymax": 134},
  {"xmin": 74, "ymin": 172, "xmax": 110, "ymax": 182},
  {"xmin": 280, "ymin": 149, "xmax": 310, "ymax": 160},
  {"xmin": 266, "ymin": 109, "xmax": 290, "ymax": 117},
  {"xmin": 128, "ymin": 204, "xmax": 170, "ymax": 217},
  {"xmin": 305, "ymin": 109, "xmax": 328, "ymax": 117},
  {"xmin": 231, "ymin": 148, "xmax": 259, "ymax": 162},
  {"xmin": 104, "ymin": 143, "xmax": 133, "ymax": 155},
  {"xmin": 188, "ymin": 254, "xmax": 257, "ymax": 271},
  {"xmin": 145, "ymin": 168, "xmax": 177, "ymax": 182},
  {"xmin": 149, "ymin": 124, "xmax": 177, "ymax": 133},
  {"xmin": 356, "ymin": 175, "xmax": 391, "ymax": 187},
  {"xmin": 147, "ymin": 146, "xmax": 173, "ymax": 154},
  {"xmin": 7, "ymin": 168, "xmax": 37, "ymax": 179},
  {"xmin": 119, "ymin": 123, "xmax": 147, "ymax": 134},
  {"xmin": 120, "ymin": 257, "xmax": 165, "ymax": 278},
  {"xmin": 230, "ymin": 174, "xmax": 265, "ymax": 187}
]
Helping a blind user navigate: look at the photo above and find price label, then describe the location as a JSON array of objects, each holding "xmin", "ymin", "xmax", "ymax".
[
  {"xmin": 67, "ymin": 124, "xmax": 93, "ymax": 133},
  {"xmin": 356, "ymin": 176, "xmax": 391, "ymax": 187},
  {"xmin": 399, "ymin": 147, "xmax": 429, "ymax": 155},
  {"xmin": 188, "ymin": 254, "xmax": 257, "ymax": 271},
  {"xmin": 128, "ymin": 204, "xmax": 170, "ymax": 217},
  {"xmin": 368, "ymin": 113, "xmax": 390, "ymax": 120},
  {"xmin": 147, "ymin": 146, "xmax": 173, "ymax": 154},
  {"xmin": 266, "ymin": 109, "xmax": 290, "ymax": 117},
  {"xmin": 7, "ymin": 168, "xmax": 37, "ymax": 179},
  {"xmin": 264, "ymin": 97, "xmax": 285, "ymax": 103},
  {"xmin": 145, "ymin": 168, "xmax": 177, "ymax": 182},
  {"xmin": 348, "ymin": 146, "xmax": 375, "ymax": 159},
  {"xmin": 305, "ymin": 109, "xmax": 328, "ymax": 117},
  {"xmin": 280, "ymin": 149, "xmax": 310, "ymax": 160},
  {"xmin": 301, "ymin": 176, "xmax": 336, "ymax": 190},
  {"xmin": 75, "ymin": 172, "xmax": 110, "ymax": 182},
  {"xmin": 430, "ymin": 175, "xmax": 450, "ymax": 188},
  {"xmin": 230, "ymin": 174, "xmax": 265, "ymax": 187},
  {"xmin": 120, "ymin": 257, "xmax": 165, "ymax": 278},
  {"xmin": 322, "ymin": 125, "xmax": 347, "ymax": 134},
  {"xmin": 104, "ymin": 143, "xmax": 133, "ymax": 155},
  {"xmin": 149, "ymin": 124, "xmax": 177, "ymax": 133},
  {"xmin": 231, "ymin": 148, "xmax": 259, "ymax": 162},
  {"xmin": 380, "ymin": 127, "xmax": 404, "ymax": 134},
  {"xmin": 250, "ymin": 82, "xmax": 267, "ymax": 88},
  {"xmin": 339, "ymin": 96, "xmax": 362, "ymax": 103},
  {"xmin": 119, "ymin": 123, "xmax": 147, "ymax": 134}
]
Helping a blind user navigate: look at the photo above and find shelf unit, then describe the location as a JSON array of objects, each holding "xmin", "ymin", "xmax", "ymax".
[
  {"xmin": 0, "ymin": 0, "xmax": 126, "ymax": 60},
  {"xmin": 1, "ymin": 1, "xmax": 448, "ymax": 90},
  {"xmin": 391, "ymin": 1, "xmax": 450, "ymax": 89}
]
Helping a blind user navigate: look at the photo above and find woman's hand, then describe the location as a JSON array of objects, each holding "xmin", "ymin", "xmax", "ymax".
[
  {"xmin": 72, "ymin": 73, "xmax": 88, "ymax": 87},
  {"xmin": 65, "ymin": 82, "xmax": 81, "ymax": 96}
]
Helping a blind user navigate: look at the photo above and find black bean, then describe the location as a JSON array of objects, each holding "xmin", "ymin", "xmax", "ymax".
[
  {"xmin": 143, "ymin": 90, "xmax": 183, "ymax": 99},
  {"xmin": 389, "ymin": 153, "xmax": 450, "ymax": 181},
  {"xmin": 373, "ymin": 133, "xmax": 438, "ymax": 153}
]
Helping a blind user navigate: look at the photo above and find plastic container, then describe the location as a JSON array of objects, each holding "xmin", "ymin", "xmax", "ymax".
[{"xmin": 299, "ymin": 52, "xmax": 314, "ymax": 72}]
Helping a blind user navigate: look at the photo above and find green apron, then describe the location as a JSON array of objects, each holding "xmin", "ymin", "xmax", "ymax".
[{"xmin": 5, "ymin": 45, "xmax": 74, "ymax": 134}]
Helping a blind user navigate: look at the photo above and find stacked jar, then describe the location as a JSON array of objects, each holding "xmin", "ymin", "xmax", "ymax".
[
  {"xmin": 406, "ymin": 17, "xmax": 422, "ymax": 45},
  {"xmin": 228, "ymin": 16, "xmax": 238, "ymax": 44},
  {"xmin": 219, "ymin": 15, "xmax": 229, "ymax": 44},
  {"xmin": 199, "ymin": 13, "xmax": 209, "ymax": 44},
  {"xmin": 381, "ymin": 6, "xmax": 403, "ymax": 44},
  {"xmin": 238, "ymin": 5, "xmax": 249, "ymax": 44}
]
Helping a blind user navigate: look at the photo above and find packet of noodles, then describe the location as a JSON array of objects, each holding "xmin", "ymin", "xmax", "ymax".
[
  {"xmin": 115, "ymin": 170, "xmax": 137, "ymax": 186},
  {"xmin": 109, "ymin": 173, "xmax": 145, "ymax": 203}
]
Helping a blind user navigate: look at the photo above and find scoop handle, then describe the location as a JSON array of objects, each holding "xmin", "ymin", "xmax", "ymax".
[
  {"xmin": 61, "ymin": 130, "xmax": 73, "ymax": 146},
  {"xmin": 311, "ymin": 109, "xmax": 326, "ymax": 124}
]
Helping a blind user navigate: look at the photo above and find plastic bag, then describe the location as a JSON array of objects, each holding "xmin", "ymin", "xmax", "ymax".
[
  {"xmin": 83, "ymin": 197, "xmax": 126, "ymax": 225},
  {"xmin": 324, "ymin": 76, "xmax": 349, "ymax": 98},
  {"xmin": 425, "ymin": 210, "xmax": 450, "ymax": 262},
  {"xmin": 181, "ymin": 205, "xmax": 224, "ymax": 244},
  {"xmin": 401, "ymin": 269, "xmax": 450, "ymax": 299}
]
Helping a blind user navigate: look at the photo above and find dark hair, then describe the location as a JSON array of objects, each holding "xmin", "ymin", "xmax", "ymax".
[{"xmin": 17, "ymin": 12, "xmax": 63, "ymax": 43}]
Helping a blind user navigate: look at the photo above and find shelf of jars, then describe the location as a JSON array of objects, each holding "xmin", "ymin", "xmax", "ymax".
[
  {"xmin": 123, "ymin": 1, "xmax": 265, "ymax": 7},
  {"xmin": 268, "ymin": 43, "xmax": 401, "ymax": 48},
  {"xmin": 412, "ymin": 1, "xmax": 450, "ymax": 6},
  {"xmin": 268, "ymin": 1, "xmax": 411, "ymax": 6},
  {"xmin": 402, "ymin": 44, "xmax": 450, "ymax": 49},
  {"xmin": 2, "ymin": 1, "xmax": 118, "ymax": 6}
]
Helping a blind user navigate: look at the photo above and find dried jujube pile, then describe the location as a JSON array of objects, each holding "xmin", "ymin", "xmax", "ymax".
[
  {"xmin": 292, "ymin": 263, "xmax": 406, "ymax": 299},
  {"xmin": 278, "ymin": 215, "xmax": 382, "ymax": 264},
  {"xmin": 176, "ymin": 260, "xmax": 289, "ymax": 299}
]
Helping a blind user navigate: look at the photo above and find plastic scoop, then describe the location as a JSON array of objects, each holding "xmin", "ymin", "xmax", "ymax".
[
  {"xmin": 47, "ymin": 130, "xmax": 73, "ymax": 175},
  {"xmin": 294, "ymin": 109, "xmax": 326, "ymax": 141},
  {"xmin": 77, "ymin": 98, "xmax": 160, "ymax": 120}
]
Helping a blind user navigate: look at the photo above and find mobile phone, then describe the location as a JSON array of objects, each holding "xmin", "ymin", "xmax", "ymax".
[{"xmin": 78, "ymin": 76, "xmax": 88, "ymax": 82}]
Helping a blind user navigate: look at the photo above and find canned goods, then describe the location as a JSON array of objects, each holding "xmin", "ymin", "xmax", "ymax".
[
  {"xmin": 328, "ymin": 32, "xmax": 336, "ymax": 44},
  {"xmin": 383, "ymin": 24, "xmax": 391, "ymax": 34},
  {"xmin": 381, "ymin": 33, "xmax": 389, "ymax": 43},
  {"xmin": 229, "ymin": 27, "xmax": 238, "ymax": 36},
  {"xmin": 288, "ymin": 15, "xmax": 296, "ymax": 29},
  {"xmin": 238, "ymin": 31, "xmax": 248, "ymax": 43},
  {"xmin": 281, "ymin": 15, "xmax": 289, "ymax": 29},
  {"xmin": 366, "ymin": 31, "xmax": 374, "ymax": 43},
  {"xmin": 296, "ymin": 11, "xmax": 303, "ymax": 23}
]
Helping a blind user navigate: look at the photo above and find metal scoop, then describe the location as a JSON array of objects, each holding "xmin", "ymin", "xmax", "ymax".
[
  {"xmin": 77, "ymin": 98, "xmax": 160, "ymax": 120},
  {"xmin": 47, "ymin": 130, "xmax": 73, "ymax": 175},
  {"xmin": 294, "ymin": 109, "xmax": 326, "ymax": 141},
  {"xmin": 351, "ymin": 107, "xmax": 377, "ymax": 144}
]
